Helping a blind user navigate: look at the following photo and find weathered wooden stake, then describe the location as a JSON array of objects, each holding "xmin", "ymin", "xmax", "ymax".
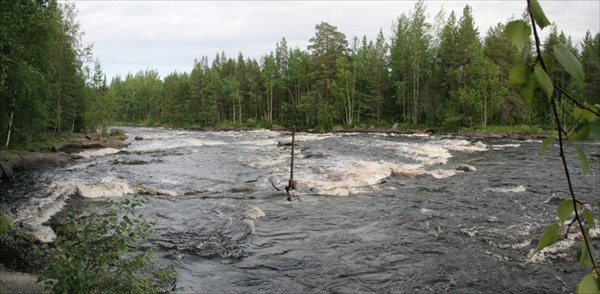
[{"xmin": 285, "ymin": 125, "xmax": 297, "ymax": 201}]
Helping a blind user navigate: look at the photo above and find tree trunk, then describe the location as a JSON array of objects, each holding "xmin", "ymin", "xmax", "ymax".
[{"xmin": 5, "ymin": 111, "xmax": 14, "ymax": 150}]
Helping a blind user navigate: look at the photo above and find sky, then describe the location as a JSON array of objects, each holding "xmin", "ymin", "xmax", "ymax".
[{"xmin": 70, "ymin": 0, "xmax": 600, "ymax": 81}]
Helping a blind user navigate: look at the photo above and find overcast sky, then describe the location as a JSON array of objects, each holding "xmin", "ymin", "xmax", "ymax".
[{"xmin": 70, "ymin": 1, "xmax": 600, "ymax": 80}]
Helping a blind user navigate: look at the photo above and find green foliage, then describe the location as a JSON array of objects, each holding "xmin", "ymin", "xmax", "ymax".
[
  {"xmin": 533, "ymin": 64, "xmax": 553, "ymax": 99},
  {"xmin": 554, "ymin": 43, "xmax": 584, "ymax": 80},
  {"xmin": 556, "ymin": 199, "xmax": 576, "ymax": 224},
  {"xmin": 37, "ymin": 197, "xmax": 169, "ymax": 294},
  {"xmin": 578, "ymin": 241, "xmax": 594, "ymax": 268},
  {"xmin": 509, "ymin": 64, "xmax": 529, "ymax": 87},
  {"xmin": 577, "ymin": 274, "xmax": 599, "ymax": 294},
  {"xmin": 504, "ymin": 20, "xmax": 531, "ymax": 53},
  {"xmin": 529, "ymin": 0, "xmax": 551, "ymax": 29},
  {"xmin": 540, "ymin": 136, "xmax": 556, "ymax": 154},
  {"xmin": 0, "ymin": 214, "xmax": 13, "ymax": 236},
  {"xmin": 536, "ymin": 223, "xmax": 560, "ymax": 251},
  {"xmin": 570, "ymin": 142, "xmax": 590, "ymax": 175}
]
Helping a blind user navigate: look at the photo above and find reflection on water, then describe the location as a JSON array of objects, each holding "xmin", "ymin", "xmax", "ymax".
[{"xmin": 1, "ymin": 127, "xmax": 598, "ymax": 292}]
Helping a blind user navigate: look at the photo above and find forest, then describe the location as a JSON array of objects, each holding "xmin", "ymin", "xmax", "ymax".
[{"xmin": 2, "ymin": 0, "xmax": 600, "ymax": 149}]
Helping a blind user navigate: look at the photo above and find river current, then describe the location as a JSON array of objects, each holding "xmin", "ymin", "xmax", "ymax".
[{"xmin": 1, "ymin": 127, "xmax": 599, "ymax": 292}]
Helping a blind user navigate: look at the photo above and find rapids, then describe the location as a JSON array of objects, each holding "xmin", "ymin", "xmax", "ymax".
[{"xmin": 1, "ymin": 127, "xmax": 598, "ymax": 292}]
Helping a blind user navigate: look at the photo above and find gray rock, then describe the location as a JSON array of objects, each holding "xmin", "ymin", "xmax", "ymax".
[
  {"xmin": 85, "ymin": 133, "xmax": 102, "ymax": 141},
  {"xmin": 270, "ymin": 125, "xmax": 286, "ymax": 131},
  {"xmin": 19, "ymin": 152, "xmax": 74, "ymax": 169},
  {"xmin": 134, "ymin": 136, "xmax": 144, "ymax": 141},
  {"xmin": 456, "ymin": 164, "xmax": 477, "ymax": 172},
  {"xmin": 0, "ymin": 270, "xmax": 49, "ymax": 294},
  {"xmin": 7, "ymin": 154, "xmax": 22, "ymax": 168},
  {"xmin": 54, "ymin": 143, "xmax": 82, "ymax": 154},
  {"xmin": 0, "ymin": 161, "xmax": 14, "ymax": 179}
]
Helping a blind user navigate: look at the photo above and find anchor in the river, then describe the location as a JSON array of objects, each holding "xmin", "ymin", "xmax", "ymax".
[{"xmin": 284, "ymin": 126, "xmax": 297, "ymax": 201}]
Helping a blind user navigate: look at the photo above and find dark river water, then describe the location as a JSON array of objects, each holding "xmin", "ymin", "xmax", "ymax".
[{"xmin": 1, "ymin": 127, "xmax": 599, "ymax": 292}]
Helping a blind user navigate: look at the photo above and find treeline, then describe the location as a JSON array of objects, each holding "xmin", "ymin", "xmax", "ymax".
[
  {"xmin": 2, "ymin": 1, "xmax": 600, "ymax": 150},
  {"xmin": 0, "ymin": 0, "xmax": 104, "ymax": 149},
  {"xmin": 107, "ymin": 2, "xmax": 599, "ymax": 131}
]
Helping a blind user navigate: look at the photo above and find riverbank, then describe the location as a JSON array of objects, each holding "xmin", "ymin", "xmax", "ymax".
[
  {"xmin": 0, "ymin": 130, "xmax": 133, "ymax": 291},
  {"xmin": 0, "ymin": 130, "xmax": 129, "ymax": 180}
]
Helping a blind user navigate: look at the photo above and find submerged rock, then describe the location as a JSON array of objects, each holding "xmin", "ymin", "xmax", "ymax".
[
  {"xmin": 112, "ymin": 158, "xmax": 149, "ymax": 165},
  {"xmin": 277, "ymin": 140, "xmax": 297, "ymax": 147},
  {"xmin": 456, "ymin": 164, "xmax": 477, "ymax": 172}
]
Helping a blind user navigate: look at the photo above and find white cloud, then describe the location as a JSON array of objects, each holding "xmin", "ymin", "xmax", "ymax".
[{"xmin": 71, "ymin": 0, "xmax": 600, "ymax": 80}]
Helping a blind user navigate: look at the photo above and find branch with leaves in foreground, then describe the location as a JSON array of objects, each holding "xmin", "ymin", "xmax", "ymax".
[{"xmin": 504, "ymin": 0, "xmax": 599, "ymax": 292}]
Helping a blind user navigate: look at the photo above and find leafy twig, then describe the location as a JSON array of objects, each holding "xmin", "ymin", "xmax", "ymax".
[{"xmin": 527, "ymin": 0, "xmax": 599, "ymax": 285}]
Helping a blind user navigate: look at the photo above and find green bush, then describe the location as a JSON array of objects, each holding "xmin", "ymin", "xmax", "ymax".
[
  {"xmin": 36, "ymin": 197, "xmax": 173, "ymax": 294},
  {"xmin": 0, "ymin": 214, "xmax": 13, "ymax": 236}
]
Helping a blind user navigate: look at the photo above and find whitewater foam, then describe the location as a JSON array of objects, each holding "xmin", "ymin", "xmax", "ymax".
[
  {"xmin": 486, "ymin": 185, "xmax": 527, "ymax": 193},
  {"xmin": 527, "ymin": 226, "xmax": 599, "ymax": 264},
  {"xmin": 79, "ymin": 148, "xmax": 121, "ymax": 158}
]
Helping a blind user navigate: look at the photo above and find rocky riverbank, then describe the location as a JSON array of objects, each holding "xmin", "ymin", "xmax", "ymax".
[
  {"xmin": 0, "ymin": 130, "xmax": 129, "ymax": 181},
  {"xmin": 0, "ymin": 129, "xmax": 131, "ymax": 292}
]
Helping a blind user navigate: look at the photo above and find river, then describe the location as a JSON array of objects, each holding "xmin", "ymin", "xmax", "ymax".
[{"xmin": 1, "ymin": 127, "xmax": 598, "ymax": 292}]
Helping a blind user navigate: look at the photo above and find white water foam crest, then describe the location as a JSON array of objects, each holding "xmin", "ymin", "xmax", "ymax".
[
  {"xmin": 261, "ymin": 137, "xmax": 490, "ymax": 196},
  {"xmin": 12, "ymin": 179, "xmax": 138, "ymax": 242},
  {"xmin": 394, "ymin": 142, "xmax": 451, "ymax": 165},
  {"xmin": 486, "ymin": 185, "xmax": 527, "ymax": 193},
  {"xmin": 439, "ymin": 139, "xmax": 487, "ymax": 152},
  {"xmin": 297, "ymin": 159, "xmax": 421, "ymax": 196},
  {"xmin": 526, "ymin": 226, "xmax": 600, "ymax": 264},
  {"xmin": 128, "ymin": 137, "xmax": 228, "ymax": 153},
  {"xmin": 491, "ymin": 143, "xmax": 521, "ymax": 149},
  {"xmin": 79, "ymin": 147, "xmax": 121, "ymax": 158}
]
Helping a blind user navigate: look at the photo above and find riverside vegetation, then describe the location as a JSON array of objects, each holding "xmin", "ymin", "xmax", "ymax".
[{"xmin": 1, "ymin": 0, "xmax": 598, "ymax": 293}]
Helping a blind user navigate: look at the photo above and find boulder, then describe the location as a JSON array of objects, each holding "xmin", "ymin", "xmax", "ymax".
[
  {"xmin": 134, "ymin": 136, "xmax": 144, "ymax": 141},
  {"xmin": 0, "ymin": 161, "xmax": 14, "ymax": 179},
  {"xmin": 270, "ymin": 125, "xmax": 286, "ymax": 132},
  {"xmin": 101, "ymin": 140, "xmax": 129, "ymax": 148},
  {"xmin": 7, "ymin": 154, "xmax": 22, "ymax": 168},
  {"xmin": 85, "ymin": 133, "xmax": 102, "ymax": 141},
  {"xmin": 54, "ymin": 143, "xmax": 82, "ymax": 154},
  {"xmin": 19, "ymin": 152, "xmax": 74, "ymax": 169},
  {"xmin": 81, "ymin": 142, "xmax": 104, "ymax": 149}
]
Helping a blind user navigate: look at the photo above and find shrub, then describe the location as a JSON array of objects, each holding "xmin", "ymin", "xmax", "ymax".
[{"xmin": 36, "ymin": 197, "xmax": 173, "ymax": 294}]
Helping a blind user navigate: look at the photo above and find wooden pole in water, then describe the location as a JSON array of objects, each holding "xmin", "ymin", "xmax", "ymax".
[{"xmin": 285, "ymin": 125, "xmax": 297, "ymax": 201}]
